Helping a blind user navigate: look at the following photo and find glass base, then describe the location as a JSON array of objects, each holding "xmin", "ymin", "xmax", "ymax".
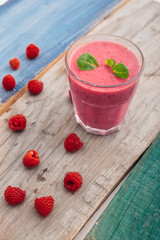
[{"xmin": 75, "ymin": 114, "xmax": 123, "ymax": 136}]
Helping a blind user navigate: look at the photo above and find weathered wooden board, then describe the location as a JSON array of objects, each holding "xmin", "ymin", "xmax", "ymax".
[
  {"xmin": 0, "ymin": 0, "xmax": 121, "ymax": 103},
  {"xmin": 0, "ymin": 0, "xmax": 160, "ymax": 239},
  {"xmin": 85, "ymin": 133, "xmax": 160, "ymax": 240}
]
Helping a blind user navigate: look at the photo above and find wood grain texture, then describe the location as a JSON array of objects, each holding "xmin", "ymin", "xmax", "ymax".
[
  {"xmin": 0, "ymin": 0, "xmax": 160, "ymax": 239},
  {"xmin": 0, "ymin": 0, "xmax": 121, "ymax": 103},
  {"xmin": 85, "ymin": 133, "xmax": 160, "ymax": 240}
]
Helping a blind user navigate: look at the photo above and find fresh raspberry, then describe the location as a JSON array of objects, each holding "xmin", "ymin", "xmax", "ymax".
[
  {"xmin": 34, "ymin": 196, "xmax": 54, "ymax": 217},
  {"xmin": 26, "ymin": 43, "xmax": 40, "ymax": 59},
  {"xmin": 28, "ymin": 79, "xmax": 43, "ymax": 95},
  {"xmin": 2, "ymin": 74, "xmax": 16, "ymax": 91},
  {"xmin": 23, "ymin": 150, "xmax": 40, "ymax": 168},
  {"xmin": 4, "ymin": 186, "xmax": 26, "ymax": 205},
  {"xmin": 64, "ymin": 172, "xmax": 83, "ymax": 192},
  {"xmin": 64, "ymin": 133, "xmax": 83, "ymax": 152},
  {"xmin": 9, "ymin": 57, "xmax": 20, "ymax": 70},
  {"xmin": 8, "ymin": 114, "xmax": 27, "ymax": 131}
]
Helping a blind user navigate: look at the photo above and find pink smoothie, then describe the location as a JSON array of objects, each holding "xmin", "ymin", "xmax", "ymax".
[{"xmin": 67, "ymin": 40, "xmax": 141, "ymax": 133}]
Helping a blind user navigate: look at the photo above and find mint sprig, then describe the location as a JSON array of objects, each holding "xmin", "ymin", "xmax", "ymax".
[
  {"xmin": 112, "ymin": 63, "xmax": 129, "ymax": 79},
  {"xmin": 105, "ymin": 58, "xmax": 129, "ymax": 79},
  {"xmin": 105, "ymin": 59, "xmax": 116, "ymax": 67},
  {"xmin": 76, "ymin": 53, "xmax": 129, "ymax": 79},
  {"xmin": 77, "ymin": 53, "xmax": 99, "ymax": 71}
]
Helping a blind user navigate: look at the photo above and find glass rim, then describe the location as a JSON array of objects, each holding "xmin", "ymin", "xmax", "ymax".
[{"xmin": 65, "ymin": 34, "xmax": 144, "ymax": 88}]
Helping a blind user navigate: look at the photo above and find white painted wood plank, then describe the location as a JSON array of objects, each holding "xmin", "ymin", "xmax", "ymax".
[{"xmin": 0, "ymin": 0, "xmax": 160, "ymax": 239}]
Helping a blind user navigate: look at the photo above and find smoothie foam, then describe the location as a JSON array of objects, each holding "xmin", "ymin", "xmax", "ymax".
[{"xmin": 69, "ymin": 41, "xmax": 140, "ymax": 86}]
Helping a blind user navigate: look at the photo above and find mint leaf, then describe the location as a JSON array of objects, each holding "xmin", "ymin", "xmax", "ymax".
[
  {"xmin": 77, "ymin": 53, "xmax": 99, "ymax": 71},
  {"xmin": 112, "ymin": 63, "xmax": 129, "ymax": 79},
  {"xmin": 105, "ymin": 59, "xmax": 116, "ymax": 67}
]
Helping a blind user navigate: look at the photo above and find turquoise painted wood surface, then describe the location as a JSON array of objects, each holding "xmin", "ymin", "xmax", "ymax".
[
  {"xmin": 85, "ymin": 133, "xmax": 160, "ymax": 240},
  {"xmin": 0, "ymin": 0, "xmax": 121, "ymax": 103}
]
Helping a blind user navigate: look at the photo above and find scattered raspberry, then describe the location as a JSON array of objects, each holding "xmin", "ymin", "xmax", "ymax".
[
  {"xmin": 64, "ymin": 133, "xmax": 83, "ymax": 152},
  {"xmin": 4, "ymin": 186, "xmax": 26, "ymax": 205},
  {"xmin": 8, "ymin": 114, "xmax": 27, "ymax": 131},
  {"xmin": 64, "ymin": 172, "xmax": 83, "ymax": 192},
  {"xmin": 28, "ymin": 79, "xmax": 43, "ymax": 95},
  {"xmin": 34, "ymin": 196, "xmax": 54, "ymax": 217},
  {"xmin": 9, "ymin": 57, "xmax": 20, "ymax": 70},
  {"xmin": 23, "ymin": 150, "xmax": 40, "ymax": 168},
  {"xmin": 69, "ymin": 90, "xmax": 72, "ymax": 102},
  {"xmin": 2, "ymin": 74, "xmax": 16, "ymax": 91},
  {"xmin": 26, "ymin": 43, "xmax": 40, "ymax": 59}
]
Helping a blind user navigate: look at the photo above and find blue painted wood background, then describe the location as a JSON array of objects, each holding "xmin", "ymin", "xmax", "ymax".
[{"xmin": 0, "ymin": 0, "xmax": 121, "ymax": 103}]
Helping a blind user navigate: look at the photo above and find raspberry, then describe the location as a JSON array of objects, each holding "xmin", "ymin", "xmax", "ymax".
[
  {"xmin": 28, "ymin": 79, "xmax": 43, "ymax": 95},
  {"xmin": 64, "ymin": 172, "xmax": 83, "ymax": 192},
  {"xmin": 9, "ymin": 57, "xmax": 20, "ymax": 70},
  {"xmin": 23, "ymin": 150, "xmax": 40, "ymax": 168},
  {"xmin": 4, "ymin": 186, "xmax": 26, "ymax": 205},
  {"xmin": 64, "ymin": 133, "xmax": 83, "ymax": 152},
  {"xmin": 34, "ymin": 196, "xmax": 54, "ymax": 217},
  {"xmin": 26, "ymin": 43, "xmax": 40, "ymax": 59},
  {"xmin": 2, "ymin": 74, "xmax": 16, "ymax": 91},
  {"xmin": 8, "ymin": 114, "xmax": 27, "ymax": 131}
]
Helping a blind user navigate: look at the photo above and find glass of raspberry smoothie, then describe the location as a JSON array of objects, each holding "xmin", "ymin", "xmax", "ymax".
[{"xmin": 65, "ymin": 35, "xmax": 144, "ymax": 135}]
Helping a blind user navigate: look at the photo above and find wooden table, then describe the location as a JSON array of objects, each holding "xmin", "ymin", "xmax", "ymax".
[
  {"xmin": 85, "ymin": 133, "xmax": 160, "ymax": 240},
  {"xmin": 0, "ymin": 0, "xmax": 160, "ymax": 239}
]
